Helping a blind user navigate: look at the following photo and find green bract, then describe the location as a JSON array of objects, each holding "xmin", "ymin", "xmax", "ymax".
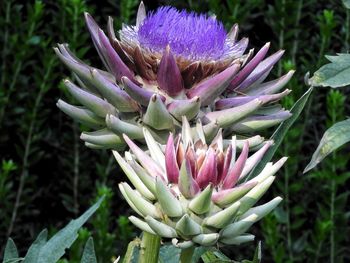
[{"xmin": 114, "ymin": 120, "xmax": 285, "ymax": 247}]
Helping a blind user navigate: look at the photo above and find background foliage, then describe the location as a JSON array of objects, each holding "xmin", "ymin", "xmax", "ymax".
[{"xmin": 0, "ymin": 0, "xmax": 349, "ymax": 262}]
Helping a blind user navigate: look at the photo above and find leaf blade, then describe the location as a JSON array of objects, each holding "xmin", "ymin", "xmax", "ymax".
[
  {"xmin": 343, "ymin": 0, "xmax": 350, "ymax": 9},
  {"xmin": 23, "ymin": 230, "xmax": 48, "ymax": 263},
  {"xmin": 37, "ymin": 196, "xmax": 104, "ymax": 263},
  {"xmin": 80, "ymin": 237, "xmax": 97, "ymax": 263},
  {"xmin": 309, "ymin": 53, "xmax": 350, "ymax": 88},
  {"xmin": 3, "ymin": 238, "xmax": 19, "ymax": 262},
  {"xmin": 304, "ymin": 119, "xmax": 350, "ymax": 172},
  {"xmin": 247, "ymin": 87, "xmax": 313, "ymax": 179}
]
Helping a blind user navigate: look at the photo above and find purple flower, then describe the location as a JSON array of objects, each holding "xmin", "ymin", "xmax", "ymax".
[{"xmin": 137, "ymin": 7, "xmax": 228, "ymax": 60}]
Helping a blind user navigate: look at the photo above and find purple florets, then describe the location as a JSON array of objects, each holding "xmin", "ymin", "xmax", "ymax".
[{"xmin": 137, "ymin": 7, "xmax": 228, "ymax": 60}]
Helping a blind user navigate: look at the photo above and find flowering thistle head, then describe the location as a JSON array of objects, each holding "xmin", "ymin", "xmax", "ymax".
[
  {"xmin": 115, "ymin": 119, "xmax": 286, "ymax": 247},
  {"xmin": 55, "ymin": 2, "xmax": 293, "ymax": 150},
  {"xmin": 135, "ymin": 7, "xmax": 229, "ymax": 60}
]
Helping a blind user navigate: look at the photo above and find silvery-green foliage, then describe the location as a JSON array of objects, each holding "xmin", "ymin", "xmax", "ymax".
[
  {"xmin": 2, "ymin": 197, "xmax": 104, "ymax": 263},
  {"xmin": 306, "ymin": 54, "xmax": 350, "ymax": 171}
]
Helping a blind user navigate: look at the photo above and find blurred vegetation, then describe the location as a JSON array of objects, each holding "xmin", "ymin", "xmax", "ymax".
[{"xmin": 0, "ymin": 0, "xmax": 349, "ymax": 262}]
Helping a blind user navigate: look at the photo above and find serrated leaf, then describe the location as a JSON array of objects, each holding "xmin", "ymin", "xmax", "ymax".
[
  {"xmin": 158, "ymin": 245, "xmax": 181, "ymax": 263},
  {"xmin": 23, "ymin": 230, "xmax": 48, "ymax": 263},
  {"xmin": 304, "ymin": 119, "xmax": 350, "ymax": 172},
  {"xmin": 248, "ymin": 87, "xmax": 313, "ymax": 179},
  {"xmin": 309, "ymin": 54, "xmax": 350, "ymax": 88},
  {"xmin": 80, "ymin": 238, "xmax": 97, "ymax": 263},
  {"xmin": 36, "ymin": 196, "xmax": 104, "ymax": 263},
  {"xmin": 3, "ymin": 238, "xmax": 19, "ymax": 262}
]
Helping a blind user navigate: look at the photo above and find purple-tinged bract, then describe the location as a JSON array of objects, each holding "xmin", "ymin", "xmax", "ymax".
[
  {"xmin": 114, "ymin": 121, "xmax": 286, "ymax": 247},
  {"xmin": 55, "ymin": 2, "xmax": 294, "ymax": 150}
]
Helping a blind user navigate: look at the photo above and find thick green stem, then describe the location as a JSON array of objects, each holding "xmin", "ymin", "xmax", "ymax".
[
  {"xmin": 139, "ymin": 232, "xmax": 161, "ymax": 263},
  {"xmin": 179, "ymin": 246, "xmax": 195, "ymax": 263}
]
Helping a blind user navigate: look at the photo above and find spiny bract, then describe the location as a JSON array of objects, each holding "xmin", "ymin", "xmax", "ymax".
[
  {"xmin": 55, "ymin": 2, "xmax": 293, "ymax": 150},
  {"xmin": 114, "ymin": 118, "xmax": 286, "ymax": 247}
]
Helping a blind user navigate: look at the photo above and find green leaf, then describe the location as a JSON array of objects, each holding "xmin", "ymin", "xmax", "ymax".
[
  {"xmin": 253, "ymin": 242, "xmax": 262, "ymax": 263},
  {"xmin": 158, "ymin": 245, "xmax": 181, "ymax": 263},
  {"xmin": 80, "ymin": 238, "xmax": 97, "ymax": 263},
  {"xmin": 32, "ymin": 196, "xmax": 104, "ymax": 263},
  {"xmin": 201, "ymin": 249, "xmax": 232, "ymax": 263},
  {"xmin": 248, "ymin": 87, "xmax": 313, "ymax": 179},
  {"xmin": 122, "ymin": 239, "xmax": 141, "ymax": 263},
  {"xmin": 242, "ymin": 241, "xmax": 261, "ymax": 263},
  {"xmin": 343, "ymin": 0, "xmax": 350, "ymax": 9},
  {"xmin": 304, "ymin": 119, "xmax": 350, "ymax": 172},
  {"xmin": 309, "ymin": 54, "xmax": 350, "ymax": 88},
  {"xmin": 23, "ymin": 230, "xmax": 48, "ymax": 263},
  {"xmin": 192, "ymin": 247, "xmax": 209, "ymax": 263},
  {"xmin": 3, "ymin": 238, "xmax": 19, "ymax": 262}
]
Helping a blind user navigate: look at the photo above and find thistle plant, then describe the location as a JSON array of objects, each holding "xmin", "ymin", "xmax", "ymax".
[
  {"xmin": 114, "ymin": 119, "xmax": 286, "ymax": 254},
  {"xmin": 52, "ymin": 2, "xmax": 293, "ymax": 262},
  {"xmin": 55, "ymin": 2, "xmax": 293, "ymax": 150}
]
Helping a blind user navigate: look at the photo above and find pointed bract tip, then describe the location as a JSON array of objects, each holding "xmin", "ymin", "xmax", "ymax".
[
  {"xmin": 242, "ymin": 37, "xmax": 249, "ymax": 43},
  {"xmin": 277, "ymin": 49, "xmax": 285, "ymax": 56},
  {"xmin": 194, "ymin": 96, "xmax": 200, "ymax": 103},
  {"xmin": 288, "ymin": 69, "xmax": 296, "ymax": 76},
  {"xmin": 275, "ymin": 196, "xmax": 283, "ymax": 202},
  {"xmin": 281, "ymin": 156, "xmax": 289, "ymax": 161},
  {"xmin": 56, "ymin": 99, "xmax": 63, "ymax": 107},
  {"xmin": 277, "ymin": 156, "xmax": 289, "ymax": 165},
  {"xmin": 151, "ymin": 94, "xmax": 157, "ymax": 102}
]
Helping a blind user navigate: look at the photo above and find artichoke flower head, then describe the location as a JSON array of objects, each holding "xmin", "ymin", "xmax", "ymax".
[
  {"xmin": 115, "ymin": 118, "xmax": 286, "ymax": 248},
  {"xmin": 55, "ymin": 2, "xmax": 293, "ymax": 150}
]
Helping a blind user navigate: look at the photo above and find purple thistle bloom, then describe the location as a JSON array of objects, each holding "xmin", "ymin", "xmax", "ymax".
[
  {"xmin": 137, "ymin": 7, "xmax": 228, "ymax": 60},
  {"xmin": 55, "ymin": 2, "xmax": 294, "ymax": 150}
]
